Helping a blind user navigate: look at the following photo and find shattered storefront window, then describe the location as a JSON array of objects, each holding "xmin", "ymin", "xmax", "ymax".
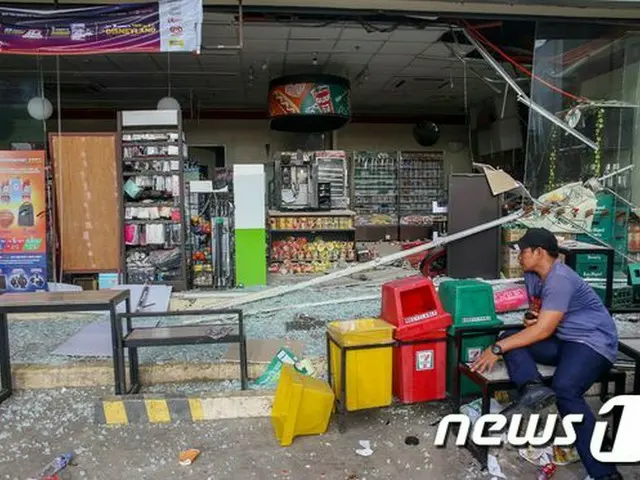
[
  {"xmin": 0, "ymin": 56, "xmax": 51, "ymax": 150},
  {"xmin": 524, "ymin": 22, "xmax": 640, "ymax": 201}
]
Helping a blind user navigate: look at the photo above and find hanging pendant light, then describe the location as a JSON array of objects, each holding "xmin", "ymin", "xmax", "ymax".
[
  {"xmin": 157, "ymin": 96, "xmax": 181, "ymax": 111},
  {"xmin": 27, "ymin": 56, "xmax": 53, "ymax": 121},
  {"xmin": 27, "ymin": 96, "xmax": 53, "ymax": 120},
  {"xmin": 157, "ymin": 52, "xmax": 181, "ymax": 111}
]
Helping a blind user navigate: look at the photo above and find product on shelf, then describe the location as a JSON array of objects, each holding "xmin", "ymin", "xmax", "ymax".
[
  {"xmin": 352, "ymin": 151, "xmax": 399, "ymax": 226},
  {"xmin": 400, "ymin": 215, "xmax": 433, "ymax": 226},
  {"xmin": 270, "ymin": 236, "xmax": 356, "ymax": 273},
  {"xmin": 122, "ymin": 132, "xmax": 180, "ymax": 143},
  {"xmin": 269, "ymin": 215, "xmax": 353, "ymax": 230},
  {"xmin": 398, "ymin": 150, "xmax": 444, "ymax": 224}
]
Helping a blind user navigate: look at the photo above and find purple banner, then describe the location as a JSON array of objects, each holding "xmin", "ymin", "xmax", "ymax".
[{"xmin": 0, "ymin": 0, "xmax": 202, "ymax": 55}]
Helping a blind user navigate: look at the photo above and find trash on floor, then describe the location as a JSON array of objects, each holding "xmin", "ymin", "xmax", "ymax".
[
  {"xmin": 519, "ymin": 445, "xmax": 552, "ymax": 466},
  {"xmin": 536, "ymin": 462, "xmax": 557, "ymax": 480},
  {"xmin": 40, "ymin": 453, "xmax": 73, "ymax": 479},
  {"xmin": 179, "ymin": 448, "xmax": 201, "ymax": 466},
  {"xmin": 552, "ymin": 446, "xmax": 580, "ymax": 466},
  {"xmin": 487, "ymin": 454, "xmax": 507, "ymax": 479},
  {"xmin": 460, "ymin": 397, "xmax": 505, "ymax": 424},
  {"xmin": 254, "ymin": 347, "xmax": 314, "ymax": 387},
  {"xmin": 355, "ymin": 440, "xmax": 373, "ymax": 457}
]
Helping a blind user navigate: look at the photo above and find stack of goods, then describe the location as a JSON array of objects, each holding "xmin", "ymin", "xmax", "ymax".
[
  {"xmin": 576, "ymin": 192, "xmax": 629, "ymax": 273},
  {"xmin": 124, "ymin": 222, "xmax": 181, "ymax": 247},
  {"xmin": 501, "ymin": 223, "xmax": 527, "ymax": 278},
  {"xmin": 269, "ymin": 215, "xmax": 353, "ymax": 231},
  {"xmin": 190, "ymin": 216, "xmax": 213, "ymax": 287},
  {"xmin": 269, "ymin": 237, "xmax": 356, "ymax": 274}
]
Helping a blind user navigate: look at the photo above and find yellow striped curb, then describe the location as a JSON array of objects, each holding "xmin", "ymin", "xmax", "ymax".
[{"xmin": 96, "ymin": 392, "xmax": 274, "ymax": 425}]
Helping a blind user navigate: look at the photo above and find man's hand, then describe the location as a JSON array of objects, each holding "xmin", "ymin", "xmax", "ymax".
[{"xmin": 470, "ymin": 348, "xmax": 499, "ymax": 374}]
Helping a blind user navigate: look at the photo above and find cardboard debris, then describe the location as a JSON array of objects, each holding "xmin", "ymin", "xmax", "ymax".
[
  {"xmin": 222, "ymin": 339, "xmax": 304, "ymax": 364},
  {"xmin": 477, "ymin": 164, "xmax": 522, "ymax": 196}
]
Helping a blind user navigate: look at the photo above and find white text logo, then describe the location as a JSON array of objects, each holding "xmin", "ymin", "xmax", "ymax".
[{"xmin": 434, "ymin": 395, "xmax": 640, "ymax": 463}]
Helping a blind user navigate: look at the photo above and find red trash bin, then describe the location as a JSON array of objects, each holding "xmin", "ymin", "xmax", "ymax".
[
  {"xmin": 393, "ymin": 329, "xmax": 448, "ymax": 403},
  {"xmin": 381, "ymin": 275, "xmax": 451, "ymax": 403}
]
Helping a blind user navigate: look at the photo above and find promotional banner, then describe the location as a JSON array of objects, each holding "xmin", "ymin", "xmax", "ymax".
[
  {"xmin": 268, "ymin": 82, "xmax": 351, "ymax": 118},
  {"xmin": 0, "ymin": 150, "xmax": 47, "ymax": 292},
  {"xmin": 0, "ymin": 0, "xmax": 202, "ymax": 55}
]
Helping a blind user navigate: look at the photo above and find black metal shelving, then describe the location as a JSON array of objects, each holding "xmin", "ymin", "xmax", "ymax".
[{"xmin": 118, "ymin": 111, "xmax": 190, "ymax": 291}]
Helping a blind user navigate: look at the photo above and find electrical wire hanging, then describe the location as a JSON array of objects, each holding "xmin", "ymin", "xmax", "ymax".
[{"xmin": 462, "ymin": 20, "xmax": 590, "ymax": 104}]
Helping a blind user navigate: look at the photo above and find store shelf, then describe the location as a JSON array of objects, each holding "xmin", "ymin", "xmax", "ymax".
[
  {"xmin": 268, "ymin": 209, "xmax": 357, "ymax": 274},
  {"xmin": 268, "ymin": 209, "xmax": 355, "ymax": 217},
  {"xmin": 124, "ymin": 219, "xmax": 180, "ymax": 224},
  {"xmin": 271, "ymin": 228, "xmax": 355, "ymax": 233},
  {"xmin": 123, "ymin": 155, "xmax": 182, "ymax": 162},
  {"xmin": 125, "ymin": 201, "xmax": 178, "ymax": 207},
  {"xmin": 123, "ymin": 170, "xmax": 178, "ymax": 176},
  {"xmin": 121, "ymin": 141, "xmax": 179, "ymax": 147},
  {"xmin": 119, "ymin": 110, "xmax": 190, "ymax": 291},
  {"xmin": 351, "ymin": 151, "xmax": 399, "ymax": 237},
  {"xmin": 398, "ymin": 150, "xmax": 445, "ymax": 230}
]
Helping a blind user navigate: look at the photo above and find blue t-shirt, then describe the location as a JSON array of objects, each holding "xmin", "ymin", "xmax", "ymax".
[{"xmin": 524, "ymin": 261, "xmax": 619, "ymax": 364}]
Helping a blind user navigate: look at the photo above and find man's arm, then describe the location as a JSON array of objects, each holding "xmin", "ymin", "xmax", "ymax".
[
  {"xmin": 470, "ymin": 310, "xmax": 563, "ymax": 373},
  {"xmin": 496, "ymin": 310, "xmax": 563, "ymax": 353}
]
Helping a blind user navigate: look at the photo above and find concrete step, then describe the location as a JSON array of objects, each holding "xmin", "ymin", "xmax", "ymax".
[{"xmin": 11, "ymin": 357, "xmax": 328, "ymax": 389}]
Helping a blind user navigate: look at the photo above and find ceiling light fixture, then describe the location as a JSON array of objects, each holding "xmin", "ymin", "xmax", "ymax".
[
  {"xmin": 27, "ymin": 96, "xmax": 53, "ymax": 121},
  {"xmin": 312, "ymin": 52, "xmax": 318, "ymax": 66},
  {"xmin": 157, "ymin": 52, "xmax": 181, "ymax": 111}
]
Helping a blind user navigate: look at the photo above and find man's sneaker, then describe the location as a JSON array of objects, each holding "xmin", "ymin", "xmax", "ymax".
[
  {"xmin": 500, "ymin": 383, "xmax": 556, "ymax": 418},
  {"xmin": 592, "ymin": 473, "xmax": 623, "ymax": 480},
  {"xmin": 518, "ymin": 383, "xmax": 556, "ymax": 411}
]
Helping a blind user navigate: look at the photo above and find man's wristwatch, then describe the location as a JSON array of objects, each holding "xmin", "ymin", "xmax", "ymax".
[{"xmin": 491, "ymin": 344, "xmax": 503, "ymax": 356}]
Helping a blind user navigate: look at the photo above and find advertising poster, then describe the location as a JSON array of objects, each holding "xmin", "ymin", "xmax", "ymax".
[
  {"xmin": 268, "ymin": 82, "xmax": 351, "ymax": 118},
  {"xmin": 0, "ymin": 0, "xmax": 202, "ymax": 55},
  {"xmin": 0, "ymin": 150, "xmax": 47, "ymax": 292}
]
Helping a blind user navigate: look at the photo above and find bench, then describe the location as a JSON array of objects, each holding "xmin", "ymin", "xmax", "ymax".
[
  {"xmin": 451, "ymin": 324, "xmax": 626, "ymax": 470},
  {"xmin": 116, "ymin": 309, "xmax": 248, "ymax": 395}
]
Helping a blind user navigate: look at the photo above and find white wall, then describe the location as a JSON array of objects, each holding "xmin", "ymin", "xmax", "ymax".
[{"xmin": 47, "ymin": 118, "xmax": 472, "ymax": 174}]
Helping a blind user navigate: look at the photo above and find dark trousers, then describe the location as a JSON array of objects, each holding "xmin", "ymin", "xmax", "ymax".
[{"xmin": 500, "ymin": 332, "xmax": 618, "ymax": 479}]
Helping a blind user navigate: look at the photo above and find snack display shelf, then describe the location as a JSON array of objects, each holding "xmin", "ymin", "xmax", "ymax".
[{"xmin": 268, "ymin": 209, "xmax": 356, "ymax": 275}]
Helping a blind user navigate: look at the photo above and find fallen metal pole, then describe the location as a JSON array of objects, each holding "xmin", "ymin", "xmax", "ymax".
[
  {"xmin": 462, "ymin": 27, "xmax": 598, "ymax": 151},
  {"xmin": 183, "ymin": 209, "xmax": 525, "ymax": 323}
]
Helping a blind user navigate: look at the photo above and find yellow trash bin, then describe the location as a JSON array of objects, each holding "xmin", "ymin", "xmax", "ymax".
[
  {"xmin": 271, "ymin": 364, "xmax": 335, "ymax": 447},
  {"xmin": 327, "ymin": 318, "xmax": 394, "ymax": 412}
]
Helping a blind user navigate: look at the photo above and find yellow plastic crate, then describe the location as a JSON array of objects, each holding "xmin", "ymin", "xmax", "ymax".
[
  {"xmin": 328, "ymin": 318, "xmax": 394, "ymax": 411},
  {"xmin": 271, "ymin": 364, "xmax": 335, "ymax": 447}
]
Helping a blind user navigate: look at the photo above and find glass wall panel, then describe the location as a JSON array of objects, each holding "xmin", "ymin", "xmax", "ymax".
[{"xmin": 525, "ymin": 22, "xmax": 640, "ymax": 200}]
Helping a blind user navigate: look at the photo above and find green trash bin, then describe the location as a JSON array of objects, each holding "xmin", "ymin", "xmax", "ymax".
[
  {"xmin": 446, "ymin": 322, "xmax": 503, "ymax": 396},
  {"xmin": 438, "ymin": 279, "xmax": 503, "ymax": 396}
]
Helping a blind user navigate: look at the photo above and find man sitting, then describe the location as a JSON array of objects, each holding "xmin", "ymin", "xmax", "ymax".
[{"xmin": 471, "ymin": 228, "xmax": 622, "ymax": 480}]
